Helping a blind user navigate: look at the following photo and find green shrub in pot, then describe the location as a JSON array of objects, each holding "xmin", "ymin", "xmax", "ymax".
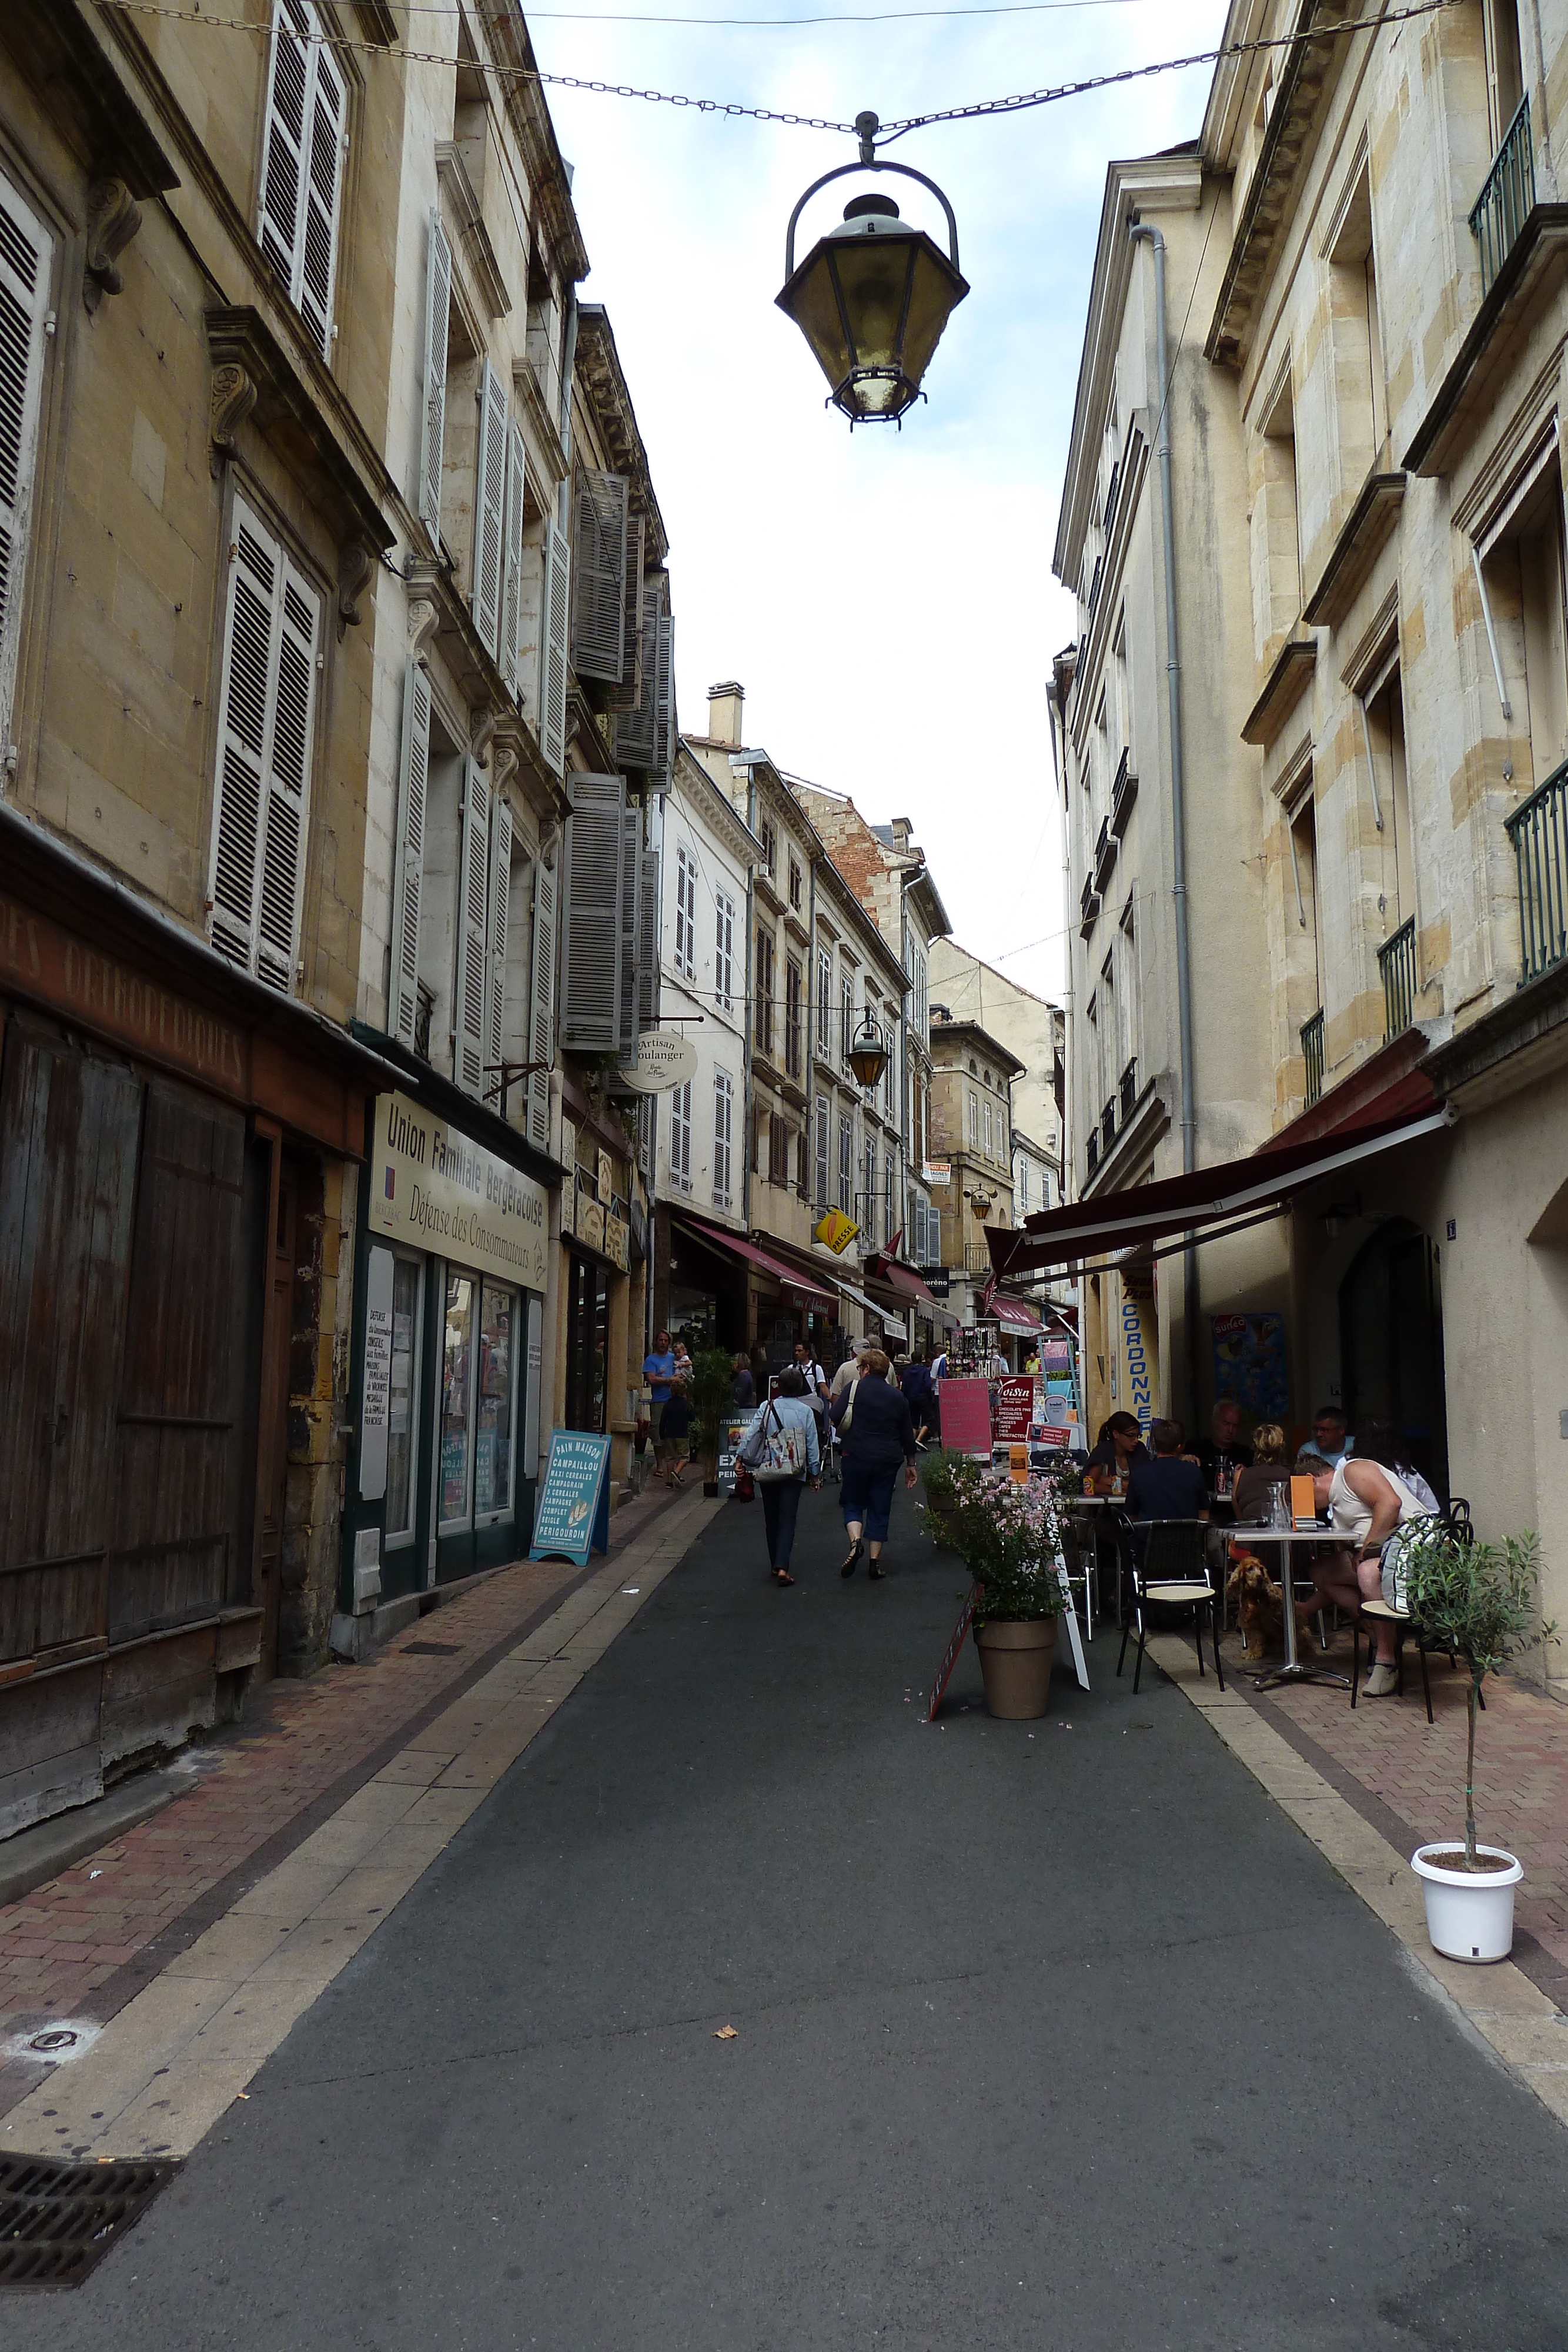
[{"xmin": 688, "ymin": 1347, "xmax": 738, "ymax": 1491}]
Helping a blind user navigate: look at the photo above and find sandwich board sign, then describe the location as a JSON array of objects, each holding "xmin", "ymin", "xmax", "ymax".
[{"xmin": 529, "ymin": 1430, "xmax": 612, "ymax": 1567}]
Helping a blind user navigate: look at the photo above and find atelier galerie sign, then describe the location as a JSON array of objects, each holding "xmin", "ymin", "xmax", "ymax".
[{"xmin": 369, "ymin": 1091, "xmax": 549, "ymax": 1294}]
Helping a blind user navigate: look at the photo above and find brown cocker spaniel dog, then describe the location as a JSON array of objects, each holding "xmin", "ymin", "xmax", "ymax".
[{"xmin": 1226, "ymin": 1551, "xmax": 1322, "ymax": 1658}]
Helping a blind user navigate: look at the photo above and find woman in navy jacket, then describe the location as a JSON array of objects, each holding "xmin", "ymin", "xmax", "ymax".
[{"xmin": 830, "ymin": 1347, "xmax": 918, "ymax": 1579}]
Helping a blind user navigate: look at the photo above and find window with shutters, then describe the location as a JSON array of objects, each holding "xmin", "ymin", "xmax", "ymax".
[
  {"xmin": 715, "ymin": 891, "xmax": 735, "ymax": 1011},
  {"xmin": 208, "ymin": 495, "xmax": 321, "ymax": 991},
  {"xmin": 911, "ymin": 946, "xmax": 928, "ymax": 1041},
  {"xmin": 484, "ymin": 798, "xmax": 513, "ymax": 1101},
  {"xmin": 788, "ymin": 858, "xmax": 802, "ymax": 911},
  {"xmin": 528, "ymin": 858, "xmax": 556, "ymax": 1150},
  {"xmin": 674, "ymin": 844, "xmax": 696, "ymax": 980},
  {"xmin": 560, "ymin": 773, "xmax": 625, "ymax": 1051},
  {"xmin": 814, "ymin": 1094, "xmax": 830, "ymax": 1207},
  {"xmin": 472, "ymin": 359, "xmax": 508, "ymax": 662},
  {"xmin": 795, "ymin": 1131, "xmax": 809, "ymax": 1197},
  {"xmin": 258, "ymin": 0, "xmax": 346, "ymax": 360},
  {"xmin": 417, "ymin": 211, "xmax": 451, "ymax": 542},
  {"xmin": 454, "ymin": 759, "xmax": 490, "ymax": 1095},
  {"xmin": 784, "ymin": 958, "xmax": 802, "ymax": 1080},
  {"xmin": 838, "ymin": 1115, "xmax": 852, "ymax": 1214},
  {"xmin": 759, "ymin": 817, "xmax": 775, "ymax": 876},
  {"xmin": 968, "ymin": 1090, "xmax": 979, "ymax": 1145},
  {"xmin": 570, "ymin": 469, "xmax": 628, "ymax": 681},
  {"xmin": 841, "ymin": 975, "xmax": 854, "ymax": 1061},
  {"xmin": 1017, "ymin": 1157, "xmax": 1028, "ymax": 1213},
  {"xmin": 982, "ymin": 1100, "xmax": 993, "ymax": 1161},
  {"xmin": 0, "ymin": 174, "xmax": 52, "ymax": 757},
  {"xmin": 769, "ymin": 1110, "xmax": 788, "ymax": 1188},
  {"xmin": 390, "ymin": 663, "xmax": 432, "ymax": 1045},
  {"xmin": 750, "ymin": 1102, "xmax": 761, "ymax": 1175},
  {"xmin": 541, "ymin": 516, "xmax": 570, "ymax": 773},
  {"xmin": 864, "ymin": 1142, "xmax": 877, "ymax": 1245},
  {"xmin": 713, "ymin": 1071, "xmax": 733, "ymax": 1208},
  {"xmin": 617, "ymin": 799, "xmax": 640, "ymax": 1060},
  {"xmin": 670, "ymin": 1080, "xmax": 692, "ymax": 1192},
  {"xmin": 883, "ymin": 1030, "xmax": 895, "ymax": 1115},
  {"xmin": 815, "ymin": 950, "xmax": 831, "ymax": 1052},
  {"xmin": 755, "ymin": 927, "xmax": 774, "ymax": 1057}
]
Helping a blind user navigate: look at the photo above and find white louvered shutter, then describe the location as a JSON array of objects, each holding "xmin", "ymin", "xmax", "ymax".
[
  {"xmin": 617, "ymin": 800, "xmax": 641, "ymax": 1059},
  {"xmin": 569, "ymin": 470, "xmax": 628, "ymax": 681},
  {"xmin": 455, "ymin": 757, "xmax": 490, "ymax": 1095},
  {"xmin": 418, "ymin": 209, "xmax": 451, "ymax": 539},
  {"xmin": 541, "ymin": 516, "xmax": 569, "ymax": 773},
  {"xmin": 607, "ymin": 514, "xmax": 644, "ymax": 713},
  {"xmin": 528, "ymin": 860, "xmax": 556, "ymax": 1150},
  {"xmin": 653, "ymin": 607, "xmax": 676, "ymax": 791},
  {"xmin": 258, "ymin": 0, "xmax": 344, "ymax": 361},
  {"xmin": 502, "ymin": 420, "xmax": 526, "ymax": 693},
  {"xmin": 0, "ymin": 175, "xmax": 52, "ymax": 757},
  {"xmin": 559, "ymin": 773, "xmax": 624, "ymax": 1053},
  {"xmin": 256, "ymin": 552, "xmax": 319, "ymax": 989},
  {"xmin": 473, "ymin": 360, "xmax": 507, "ymax": 661},
  {"xmin": 486, "ymin": 796, "xmax": 513, "ymax": 1093},
  {"xmin": 637, "ymin": 848, "xmax": 660, "ymax": 1035},
  {"xmin": 390, "ymin": 661, "xmax": 431, "ymax": 1044},
  {"xmin": 815, "ymin": 1096, "xmax": 830, "ymax": 1208}
]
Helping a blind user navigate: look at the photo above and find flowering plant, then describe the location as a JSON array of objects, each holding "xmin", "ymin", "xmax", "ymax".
[{"xmin": 925, "ymin": 1456, "xmax": 1070, "ymax": 1621}]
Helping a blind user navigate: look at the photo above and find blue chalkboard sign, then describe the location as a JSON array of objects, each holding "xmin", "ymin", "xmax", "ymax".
[{"xmin": 529, "ymin": 1429, "xmax": 612, "ymax": 1567}]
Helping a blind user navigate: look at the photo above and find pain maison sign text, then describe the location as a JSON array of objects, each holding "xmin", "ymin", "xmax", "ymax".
[{"xmin": 370, "ymin": 1091, "xmax": 549, "ymax": 1294}]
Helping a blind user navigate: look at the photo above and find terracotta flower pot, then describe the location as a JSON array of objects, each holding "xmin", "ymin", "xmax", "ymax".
[{"xmin": 974, "ymin": 1617, "xmax": 1058, "ymax": 1719}]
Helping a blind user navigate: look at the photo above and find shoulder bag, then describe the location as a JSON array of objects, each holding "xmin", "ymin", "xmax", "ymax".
[
  {"xmin": 747, "ymin": 1401, "xmax": 810, "ymax": 1482},
  {"xmin": 837, "ymin": 1375, "xmax": 861, "ymax": 1434}
]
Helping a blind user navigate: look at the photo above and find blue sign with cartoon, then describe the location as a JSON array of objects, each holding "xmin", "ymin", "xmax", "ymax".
[{"xmin": 529, "ymin": 1430, "xmax": 612, "ymax": 1567}]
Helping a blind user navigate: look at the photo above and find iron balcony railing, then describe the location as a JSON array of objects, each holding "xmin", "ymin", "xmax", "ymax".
[
  {"xmin": 1119, "ymin": 1057, "xmax": 1138, "ymax": 1123},
  {"xmin": 1099, "ymin": 1097, "xmax": 1117, "ymax": 1156},
  {"xmin": 1379, "ymin": 917, "xmax": 1417, "ymax": 1041},
  {"xmin": 1093, "ymin": 814, "xmax": 1116, "ymax": 893},
  {"xmin": 1086, "ymin": 1128, "xmax": 1101, "ymax": 1178},
  {"xmin": 1506, "ymin": 757, "xmax": 1568, "ymax": 984},
  {"xmin": 1087, "ymin": 554, "xmax": 1103, "ymax": 617},
  {"xmin": 1109, "ymin": 744, "xmax": 1138, "ymax": 837},
  {"xmin": 1470, "ymin": 96, "xmax": 1534, "ymax": 296},
  {"xmin": 1103, "ymin": 462, "xmax": 1120, "ymax": 533},
  {"xmin": 1301, "ymin": 1008, "xmax": 1325, "ymax": 1108},
  {"xmin": 964, "ymin": 1244, "xmax": 993, "ymax": 1275}
]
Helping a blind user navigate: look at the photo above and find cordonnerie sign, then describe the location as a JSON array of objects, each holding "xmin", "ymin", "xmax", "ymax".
[{"xmin": 370, "ymin": 1092, "xmax": 549, "ymax": 1294}]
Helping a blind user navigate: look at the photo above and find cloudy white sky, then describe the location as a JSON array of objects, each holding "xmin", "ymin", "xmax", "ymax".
[{"xmin": 536, "ymin": 0, "xmax": 1228, "ymax": 1002}]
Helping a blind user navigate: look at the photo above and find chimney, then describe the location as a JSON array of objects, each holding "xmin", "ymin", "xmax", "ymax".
[{"xmin": 707, "ymin": 679, "xmax": 744, "ymax": 747}]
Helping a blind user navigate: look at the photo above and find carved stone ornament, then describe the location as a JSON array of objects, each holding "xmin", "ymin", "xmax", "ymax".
[
  {"xmin": 470, "ymin": 710, "xmax": 498, "ymax": 770},
  {"xmin": 83, "ymin": 179, "xmax": 142, "ymax": 315},
  {"xmin": 337, "ymin": 538, "xmax": 373, "ymax": 639},
  {"xmin": 209, "ymin": 363, "xmax": 258, "ymax": 471},
  {"xmin": 490, "ymin": 739, "xmax": 519, "ymax": 798},
  {"xmin": 407, "ymin": 595, "xmax": 439, "ymax": 664}
]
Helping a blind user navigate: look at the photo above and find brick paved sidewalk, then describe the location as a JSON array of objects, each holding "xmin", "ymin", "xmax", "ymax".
[
  {"xmin": 0, "ymin": 1478, "xmax": 686, "ymax": 2099},
  {"xmin": 1218, "ymin": 1618, "xmax": 1568, "ymax": 2003}
]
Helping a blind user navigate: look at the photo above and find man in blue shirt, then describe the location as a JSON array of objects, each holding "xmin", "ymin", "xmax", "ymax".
[
  {"xmin": 643, "ymin": 1329, "xmax": 677, "ymax": 1483},
  {"xmin": 1312, "ymin": 1404, "xmax": 1352, "ymax": 1465},
  {"xmin": 1128, "ymin": 1419, "xmax": 1210, "ymax": 1522}
]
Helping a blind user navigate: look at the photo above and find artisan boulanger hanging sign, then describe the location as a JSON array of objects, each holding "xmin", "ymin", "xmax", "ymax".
[{"xmin": 370, "ymin": 1091, "xmax": 549, "ymax": 1293}]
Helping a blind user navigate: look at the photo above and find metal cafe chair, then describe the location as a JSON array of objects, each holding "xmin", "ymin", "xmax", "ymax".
[
  {"xmin": 1058, "ymin": 1514, "xmax": 1099, "ymax": 1641},
  {"xmin": 1117, "ymin": 1519, "xmax": 1226, "ymax": 1696}
]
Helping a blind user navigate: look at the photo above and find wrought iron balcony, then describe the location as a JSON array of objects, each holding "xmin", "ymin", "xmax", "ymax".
[
  {"xmin": 1085, "ymin": 1128, "xmax": 1100, "ymax": 1178},
  {"xmin": 1093, "ymin": 815, "xmax": 1116, "ymax": 893},
  {"xmin": 1470, "ymin": 97, "xmax": 1534, "ymax": 296},
  {"xmin": 1109, "ymin": 744, "xmax": 1138, "ymax": 836},
  {"xmin": 1086, "ymin": 554, "xmax": 1103, "ymax": 617},
  {"xmin": 1379, "ymin": 917, "xmax": 1417, "ymax": 1041},
  {"xmin": 1099, "ymin": 1097, "xmax": 1117, "ymax": 1155},
  {"xmin": 1506, "ymin": 757, "xmax": 1568, "ymax": 984},
  {"xmin": 1103, "ymin": 462, "xmax": 1120, "ymax": 533},
  {"xmin": 1300, "ymin": 1008, "xmax": 1325, "ymax": 1108},
  {"xmin": 1078, "ymin": 874, "xmax": 1101, "ymax": 939},
  {"xmin": 1119, "ymin": 1057, "xmax": 1138, "ymax": 1124}
]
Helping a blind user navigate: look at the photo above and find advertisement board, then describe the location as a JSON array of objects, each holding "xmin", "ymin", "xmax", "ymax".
[{"xmin": 370, "ymin": 1091, "xmax": 549, "ymax": 1294}]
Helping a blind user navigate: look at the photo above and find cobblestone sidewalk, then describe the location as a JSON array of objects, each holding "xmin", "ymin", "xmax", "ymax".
[
  {"xmin": 1219, "ymin": 1619, "xmax": 1568, "ymax": 2004},
  {"xmin": 0, "ymin": 1479, "xmax": 685, "ymax": 2105}
]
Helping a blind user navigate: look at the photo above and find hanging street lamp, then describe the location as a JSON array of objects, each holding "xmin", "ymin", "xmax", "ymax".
[
  {"xmin": 847, "ymin": 1013, "xmax": 891, "ymax": 1090},
  {"xmin": 775, "ymin": 111, "xmax": 969, "ymax": 426}
]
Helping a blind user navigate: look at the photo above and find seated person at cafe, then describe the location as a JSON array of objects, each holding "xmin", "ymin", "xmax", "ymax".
[
  {"xmin": 1085, "ymin": 1411, "xmax": 1148, "ymax": 1489},
  {"xmin": 1303, "ymin": 1448, "xmax": 1432, "ymax": 1696},
  {"xmin": 1127, "ymin": 1420, "xmax": 1210, "ymax": 1522},
  {"xmin": 1231, "ymin": 1422, "xmax": 1290, "ymax": 1521},
  {"xmin": 1311, "ymin": 1404, "xmax": 1352, "ymax": 1464},
  {"xmin": 1195, "ymin": 1396, "xmax": 1254, "ymax": 1485}
]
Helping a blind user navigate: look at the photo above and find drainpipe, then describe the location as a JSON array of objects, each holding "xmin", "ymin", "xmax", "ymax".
[{"xmin": 1130, "ymin": 215, "xmax": 1201, "ymax": 1425}]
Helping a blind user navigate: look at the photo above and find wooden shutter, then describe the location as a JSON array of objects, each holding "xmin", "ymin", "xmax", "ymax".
[
  {"xmin": 455, "ymin": 757, "xmax": 490, "ymax": 1095},
  {"xmin": 0, "ymin": 175, "xmax": 51, "ymax": 754},
  {"xmin": 255, "ymin": 552, "xmax": 319, "ymax": 990},
  {"xmin": 297, "ymin": 30, "xmax": 345, "ymax": 356},
  {"xmin": 559, "ymin": 772, "xmax": 624, "ymax": 1053},
  {"xmin": 390, "ymin": 660, "xmax": 431, "ymax": 1045},
  {"xmin": 614, "ymin": 576, "xmax": 661, "ymax": 770},
  {"xmin": 258, "ymin": 0, "xmax": 342, "ymax": 359},
  {"xmin": 473, "ymin": 359, "xmax": 507, "ymax": 660},
  {"xmin": 652, "ymin": 606, "xmax": 676, "ymax": 791},
  {"xmin": 569, "ymin": 469, "xmax": 627, "ymax": 681},
  {"xmin": 606, "ymin": 514, "xmax": 644, "ymax": 713},
  {"xmin": 502, "ymin": 420, "xmax": 526, "ymax": 691},
  {"xmin": 541, "ymin": 514, "xmax": 569, "ymax": 773},
  {"xmin": 528, "ymin": 859, "xmax": 556, "ymax": 1150},
  {"xmin": 637, "ymin": 848, "xmax": 660, "ymax": 1034},
  {"xmin": 617, "ymin": 799, "xmax": 641, "ymax": 1059},
  {"xmin": 486, "ymin": 796, "xmax": 513, "ymax": 1095},
  {"xmin": 418, "ymin": 209, "xmax": 452, "ymax": 539}
]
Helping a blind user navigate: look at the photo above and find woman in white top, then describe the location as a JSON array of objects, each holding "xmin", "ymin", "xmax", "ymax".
[{"xmin": 1304, "ymin": 1448, "xmax": 1432, "ymax": 1696}]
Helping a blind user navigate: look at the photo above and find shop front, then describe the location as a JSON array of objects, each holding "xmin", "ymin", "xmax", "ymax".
[
  {"xmin": 556, "ymin": 1106, "xmax": 641, "ymax": 1503},
  {"xmin": 343, "ymin": 1089, "xmax": 550, "ymax": 1632}
]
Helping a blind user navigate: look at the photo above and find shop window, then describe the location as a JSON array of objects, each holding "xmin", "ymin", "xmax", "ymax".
[
  {"xmin": 386, "ymin": 1254, "xmax": 423, "ymax": 1543},
  {"xmin": 0, "ymin": 170, "xmax": 52, "ymax": 758},
  {"xmin": 430, "ymin": 1261, "xmax": 524, "ymax": 1531},
  {"xmin": 716, "ymin": 890, "xmax": 735, "ymax": 1010},
  {"xmin": 564, "ymin": 1252, "xmax": 608, "ymax": 1433},
  {"xmin": 713, "ymin": 1070, "xmax": 733, "ymax": 1208},
  {"xmin": 439, "ymin": 1271, "xmax": 476, "ymax": 1527},
  {"xmin": 258, "ymin": 0, "xmax": 346, "ymax": 360},
  {"xmin": 474, "ymin": 1282, "xmax": 516, "ymax": 1519}
]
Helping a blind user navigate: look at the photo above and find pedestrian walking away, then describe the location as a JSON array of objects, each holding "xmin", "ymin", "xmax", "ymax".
[
  {"xmin": 731, "ymin": 1353, "xmax": 756, "ymax": 1411},
  {"xmin": 643, "ymin": 1329, "xmax": 677, "ymax": 1482},
  {"xmin": 737, "ymin": 1367, "xmax": 821, "ymax": 1583},
  {"xmin": 831, "ymin": 1345, "xmax": 918, "ymax": 1579},
  {"xmin": 897, "ymin": 1348, "xmax": 937, "ymax": 1449}
]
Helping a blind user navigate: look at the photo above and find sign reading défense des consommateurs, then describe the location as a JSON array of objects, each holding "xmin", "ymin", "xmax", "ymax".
[{"xmin": 370, "ymin": 1091, "xmax": 549, "ymax": 1294}]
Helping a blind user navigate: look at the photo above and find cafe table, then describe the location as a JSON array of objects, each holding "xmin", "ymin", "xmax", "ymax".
[{"xmin": 1228, "ymin": 1520, "xmax": 1349, "ymax": 1690}]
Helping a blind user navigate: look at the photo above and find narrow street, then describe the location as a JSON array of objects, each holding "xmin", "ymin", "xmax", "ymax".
[{"xmin": 8, "ymin": 1497, "xmax": 1567, "ymax": 2351}]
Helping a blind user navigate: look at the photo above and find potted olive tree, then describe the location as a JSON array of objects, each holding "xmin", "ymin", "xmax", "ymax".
[
  {"xmin": 688, "ymin": 1347, "xmax": 739, "ymax": 1499},
  {"xmin": 1403, "ymin": 1524, "xmax": 1551, "ymax": 1962},
  {"xmin": 932, "ymin": 1458, "xmax": 1069, "ymax": 1719}
]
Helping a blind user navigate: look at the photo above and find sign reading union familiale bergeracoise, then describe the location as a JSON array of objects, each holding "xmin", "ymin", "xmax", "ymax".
[{"xmin": 369, "ymin": 1091, "xmax": 549, "ymax": 1294}]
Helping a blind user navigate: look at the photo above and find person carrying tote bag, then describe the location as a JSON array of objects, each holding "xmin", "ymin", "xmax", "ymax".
[
  {"xmin": 830, "ymin": 1345, "xmax": 918, "ymax": 1580},
  {"xmin": 737, "ymin": 1368, "xmax": 821, "ymax": 1586}
]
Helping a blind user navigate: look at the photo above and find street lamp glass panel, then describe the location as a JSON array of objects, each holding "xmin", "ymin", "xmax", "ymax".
[
  {"xmin": 848, "ymin": 1017, "xmax": 890, "ymax": 1088},
  {"xmin": 777, "ymin": 197, "xmax": 969, "ymax": 424}
]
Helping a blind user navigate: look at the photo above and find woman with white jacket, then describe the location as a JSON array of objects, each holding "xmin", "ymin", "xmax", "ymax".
[{"xmin": 739, "ymin": 1367, "xmax": 821, "ymax": 1586}]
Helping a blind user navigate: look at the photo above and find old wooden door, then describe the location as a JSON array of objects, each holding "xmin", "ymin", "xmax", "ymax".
[{"xmin": 251, "ymin": 1146, "xmax": 296, "ymax": 1679}]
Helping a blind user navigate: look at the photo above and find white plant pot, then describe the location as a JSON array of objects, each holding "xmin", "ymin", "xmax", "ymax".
[{"xmin": 1410, "ymin": 1843, "xmax": 1523, "ymax": 1963}]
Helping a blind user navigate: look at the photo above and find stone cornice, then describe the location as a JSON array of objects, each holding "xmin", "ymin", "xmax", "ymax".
[
  {"xmin": 206, "ymin": 306, "xmax": 394, "ymax": 553},
  {"xmin": 6, "ymin": 0, "xmax": 178, "ymax": 198},
  {"xmin": 574, "ymin": 308, "xmax": 669, "ymax": 564},
  {"xmin": 1302, "ymin": 470, "xmax": 1405, "ymax": 628}
]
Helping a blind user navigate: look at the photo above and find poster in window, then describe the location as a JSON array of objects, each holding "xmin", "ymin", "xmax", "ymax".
[{"xmin": 1211, "ymin": 1311, "xmax": 1288, "ymax": 1418}]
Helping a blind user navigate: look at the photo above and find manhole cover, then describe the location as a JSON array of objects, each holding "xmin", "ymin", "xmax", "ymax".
[
  {"xmin": 27, "ymin": 2033, "xmax": 78, "ymax": 2055},
  {"xmin": 401, "ymin": 1641, "xmax": 460, "ymax": 1656},
  {"xmin": 0, "ymin": 2153, "xmax": 179, "ymax": 2288}
]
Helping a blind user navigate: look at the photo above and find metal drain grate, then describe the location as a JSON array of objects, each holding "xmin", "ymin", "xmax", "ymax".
[
  {"xmin": 401, "ymin": 1640, "xmax": 460, "ymax": 1655},
  {"xmin": 0, "ymin": 2153, "xmax": 179, "ymax": 2288}
]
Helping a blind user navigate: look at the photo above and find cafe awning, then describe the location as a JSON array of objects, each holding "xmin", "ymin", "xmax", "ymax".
[
  {"xmin": 834, "ymin": 1276, "xmax": 886, "ymax": 1327},
  {"xmin": 990, "ymin": 1294, "xmax": 1043, "ymax": 1337},
  {"xmin": 986, "ymin": 1103, "xmax": 1452, "ymax": 1278},
  {"xmin": 672, "ymin": 1212, "xmax": 838, "ymax": 1309},
  {"xmin": 869, "ymin": 1258, "xmax": 940, "ymax": 1308}
]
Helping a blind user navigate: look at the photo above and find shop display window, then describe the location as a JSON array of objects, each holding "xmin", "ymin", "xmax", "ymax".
[
  {"xmin": 439, "ymin": 1267, "xmax": 521, "ymax": 1529},
  {"xmin": 440, "ymin": 1271, "xmax": 474, "ymax": 1527},
  {"xmin": 475, "ymin": 1282, "xmax": 515, "ymax": 1518},
  {"xmin": 386, "ymin": 1255, "xmax": 422, "ymax": 1542}
]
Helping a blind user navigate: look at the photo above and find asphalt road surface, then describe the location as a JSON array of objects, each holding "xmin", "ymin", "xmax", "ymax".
[{"xmin": 11, "ymin": 1488, "xmax": 1568, "ymax": 2349}]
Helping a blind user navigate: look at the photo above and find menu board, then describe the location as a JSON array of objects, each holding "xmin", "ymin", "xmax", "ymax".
[
  {"xmin": 994, "ymin": 1377, "xmax": 1035, "ymax": 1442},
  {"xmin": 939, "ymin": 1378, "xmax": 994, "ymax": 1458},
  {"xmin": 529, "ymin": 1430, "xmax": 612, "ymax": 1566},
  {"xmin": 716, "ymin": 1415, "xmax": 749, "ymax": 1497}
]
